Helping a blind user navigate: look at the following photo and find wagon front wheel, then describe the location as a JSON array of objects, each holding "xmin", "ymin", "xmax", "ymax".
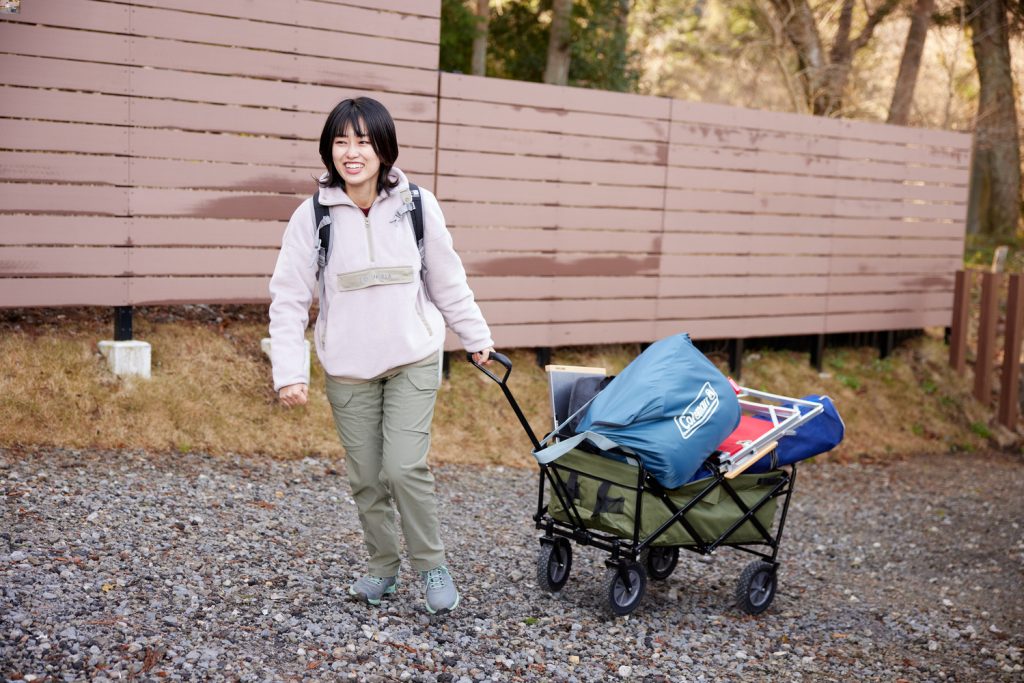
[
  {"xmin": 604, "ymin": 561, "xmax": 646, "ymax": 617},
  {"xmin": 536, "ymin": 538, "xmax": 572, "ymax": 592},
  {"xmin": 736, "ymin": 560, "xmax": 776, "ymax": 615},
  {"xmin": 641, "ymin": 546, "xmax": 679, "ymax": 581}
]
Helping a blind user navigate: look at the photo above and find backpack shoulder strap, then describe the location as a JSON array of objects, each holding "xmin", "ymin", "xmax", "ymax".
[
  {"xmin": 407, "ymin": 183, "xmax": 424, "ymax": 246},
  {"xmin": 312, "ymin": 190, "xmax": 331, "ymax": 280}
]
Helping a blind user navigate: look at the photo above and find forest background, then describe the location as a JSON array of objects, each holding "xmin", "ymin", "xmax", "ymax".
[{"xmin": 441, "ymin": 0, "xmax": 1023, "ymax": 252}]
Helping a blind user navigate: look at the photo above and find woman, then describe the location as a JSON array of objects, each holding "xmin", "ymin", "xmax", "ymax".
[{"xmin": 268, "ymin": 97, "xmax": 494, "ymax": 615}]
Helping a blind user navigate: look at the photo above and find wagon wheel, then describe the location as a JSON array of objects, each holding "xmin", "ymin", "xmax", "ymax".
[
  {"xmin": 735, "ymin": 560, "xmax": 777, "ymax": 615},
  {"xmin": 604, "ymin": 561, "xmax": 647, "ymax": 617},
  {"xmin": 640, "ymin": 546, "xmax": 679, "ymax": 581},
  {"xmin": 536, "ymin": 538, "xmax": 572, "ymax": 592}
]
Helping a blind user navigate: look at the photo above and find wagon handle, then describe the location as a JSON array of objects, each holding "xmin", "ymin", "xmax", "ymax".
[{"xmin": 467, "ymin": 351, "xmax": 541, "ymax": 450}]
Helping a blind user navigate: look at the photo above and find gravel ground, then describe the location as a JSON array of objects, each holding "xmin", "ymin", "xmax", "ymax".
[{"xmin": 2, "ymin": 446, "xmax": 1022, "ymax": 682}]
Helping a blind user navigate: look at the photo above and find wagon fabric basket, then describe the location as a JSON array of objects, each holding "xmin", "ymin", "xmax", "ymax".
[{"xmin": 547, "ymin": 449, "xmax": 780, "ymax": 547}]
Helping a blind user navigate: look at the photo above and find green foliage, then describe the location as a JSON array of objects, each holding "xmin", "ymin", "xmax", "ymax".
[
  {"xmin": 443, "ymin": 0, "xmax": 640, "ymax": 92},
  {"xmin": 970, "ymin": 421, "xmax": 992, "ymax": 438},
  {"xmin": 440, "ymin": 0, "xmax": 478, "ymax": 74}
]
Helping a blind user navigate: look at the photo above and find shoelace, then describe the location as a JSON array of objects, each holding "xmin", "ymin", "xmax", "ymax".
[{"xmin": 425, "ymin": 568, "xmax": 447, "ymax": 590}]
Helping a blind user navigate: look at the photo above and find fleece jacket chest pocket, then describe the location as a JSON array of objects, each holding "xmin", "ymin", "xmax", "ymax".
[{"xmin": 336, "ymin": 266, "xmax": 415, "ymax": 292}]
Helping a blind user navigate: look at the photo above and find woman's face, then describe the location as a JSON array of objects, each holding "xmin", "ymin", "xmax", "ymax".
[{"xmin": 332, "ymin": 121, "xmax": 381, "ymax": 196}]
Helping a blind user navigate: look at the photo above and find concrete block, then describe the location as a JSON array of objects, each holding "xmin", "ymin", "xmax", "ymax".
[
  {"xmin": 97, "ymin": 340, "xmax": 151, "ymax": 379},
  {"xmin": 261, "ymin": 338, "xmax": 311, "ymax": 376}
]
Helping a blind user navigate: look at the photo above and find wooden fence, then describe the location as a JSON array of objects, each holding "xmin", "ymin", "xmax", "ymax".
[{"xmin": 0, "ymin": 1, "xmax": 974, "ymax": 352}]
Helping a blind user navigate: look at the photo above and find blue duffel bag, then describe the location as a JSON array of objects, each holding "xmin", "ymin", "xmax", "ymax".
[
  {"xmin": 534, "ymin": 333, "xmax": 741, "ymax": 488},
  {"xmin": 748, "ymin": 394, "xmax": 845, "ymax": 472}
]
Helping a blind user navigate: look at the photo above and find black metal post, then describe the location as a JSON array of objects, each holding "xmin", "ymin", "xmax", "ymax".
[
  {"xmin": 729, "ymin": 338, "xmax": 744, "ymax": 378},
  {"xmin": 878, "ymin": 330, "xmax": 894, "ymax": 359},
  {"xmin": 535, "ymin": 347, "xmax": 551, "ymax": 369},
  {"xmin": 114, "ymin": 306, "xmax": 133, "ymax": 341},
  {"xmin": 442, "ymin": 351, "xmax": 451, "ymax": 380},
  {"xmin": 809, "ymin": 334, "xmax": 824, "ymax": 372}
]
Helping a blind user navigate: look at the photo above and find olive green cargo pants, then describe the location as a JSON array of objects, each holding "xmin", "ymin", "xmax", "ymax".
[{"xmin": 325, "ymin": 356, "xmax": 445, "ymax": 576}]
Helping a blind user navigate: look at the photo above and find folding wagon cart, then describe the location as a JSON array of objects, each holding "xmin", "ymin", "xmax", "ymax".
[{"xmin": 471, "ymin": 352, "xmax": 827, "ymax": 617}]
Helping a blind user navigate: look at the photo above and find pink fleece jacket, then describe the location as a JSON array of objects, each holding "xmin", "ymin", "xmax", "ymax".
[{"xmin": 268, "ymin": 169, "xmax": 493, "ymax": 390}]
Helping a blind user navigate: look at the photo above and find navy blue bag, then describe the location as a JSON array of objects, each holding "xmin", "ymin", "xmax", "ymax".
[
  {"xmin": 563, "ymin": 333, "xmax": 741, "ymax": 488},
  {"xmin": 749, "ymin": 394, "xmax": 844, "ymax": 472}
]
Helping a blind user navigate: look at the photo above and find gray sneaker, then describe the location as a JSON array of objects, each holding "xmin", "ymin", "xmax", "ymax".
[
  {"xmin": 348, "ymin": 575, "xmax": 397, "ymax": 606},
  {"xmin": 421, "ymin": 566, "xmax": 459, "ymax": 614}
]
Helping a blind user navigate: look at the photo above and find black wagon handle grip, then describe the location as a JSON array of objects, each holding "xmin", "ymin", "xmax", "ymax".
[
  {"xmin": 466, "ymin": 350, "xmax": 540, "ymax": 450},
  {"xmin": 466, "ymin": 350, "xmax": 512, "ymax": 385}
]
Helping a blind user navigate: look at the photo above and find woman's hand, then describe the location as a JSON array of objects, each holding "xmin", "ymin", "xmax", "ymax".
[
  {"xmin": 278, "ymin": 383, "xmax": 309, "ymax": 407},
  {"xmin": 472, "ymin": 347, "xmax": 495, "ymax": 365}
]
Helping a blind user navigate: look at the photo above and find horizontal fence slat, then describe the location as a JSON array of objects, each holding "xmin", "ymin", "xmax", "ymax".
[
  {"xmin": 0, "ymin": 277, "xmax": 130, "ymax": 306},
  {"xmin": 0, "ymin": 247, "xmax": 130, "ymax": 276},
  {"xmin": 664, "ymin": 190, "xmax": 966, "ymax": 220},
  {"xmin": 824, "ymin": 309, "xmax": 951, "ymax": 332},
  {"xmin": 663, "ymin": 212, "xmax": 965, "ymax": 239},
  {"xmin": 0, "ymin": 216, "xmax": 132, "ymax": 245},
  {"xmin": 127, "ymin": 275, "xmax": 272, "ymax": 305},
  {"xmin": 440, "ymin": 100, "xmax": 668, "ymax": 141},
  {"xmin": 451, "ymin": 228, "xmax": 660, "ymax": 254},
  {"xmin": 468, "ymin": 276, "xmax": 659, "ymax": 300},
  {"xmin": 436, "ymin": 176, "xmax": 665, "ymax": 209},
  {"xmin": 479, "ymin": 298, "xmax": 658, "ymax": 325},
  {"xmin": 0, "ymin": 183, "xmax": 129, "ymax": 216},
  {"xmin": 443, "ymin": 202, "xmax": 665, "ymax": 231},
  {"xmin": 438, "ymin": 150, "xmax": 666, "ymax": 186},
  {"xmin": 439, "ymin": 125, "xmax": 666, "ymax": 164},
  {"xmin": 660, "ymin": 232, "xmax": 964, "ymax": 258}
]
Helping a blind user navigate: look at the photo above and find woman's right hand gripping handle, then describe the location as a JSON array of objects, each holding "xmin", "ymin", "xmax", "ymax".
[{"xmin": 278, "ymin": 383, "xmax": 309, "ymax": 407}]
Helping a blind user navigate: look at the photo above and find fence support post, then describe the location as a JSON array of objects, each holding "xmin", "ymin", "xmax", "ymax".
[
  {"xmin": 809, "ymin": 334, "xmax": 824, "ymax": 372},
  {"xmin": 114, "ymin": 306, "xmax": 133, "ymax": 341},
  {"xmin": 998, "ymin": 274, "xmax": 1024, "ymax": 428},
  {"xmin": 974, "ymin": 271, "xmax": 1000, "ymax": 405},
  {"xmin": 728, "ymin": 338, "xmax": 743, "ymax": 379},
  {"xmin": 949, "ymin": 270, "xmax": 969, "ymax": 374}
]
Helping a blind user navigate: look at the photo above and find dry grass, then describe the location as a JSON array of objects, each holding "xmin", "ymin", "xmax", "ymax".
[{"xmin": 0, "ymin": 307, "xmax": 1008, "ymax": 466}]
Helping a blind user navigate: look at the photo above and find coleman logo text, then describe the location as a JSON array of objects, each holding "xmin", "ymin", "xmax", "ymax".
[{"xmin": 674, "ymin": 382, "xmax": 719, "ymax": 439}]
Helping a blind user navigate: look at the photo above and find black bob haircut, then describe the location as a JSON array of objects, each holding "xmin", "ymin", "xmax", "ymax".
[{"xmin": 318, "ymin": 97, "xmax": 399, "ymax": 195}]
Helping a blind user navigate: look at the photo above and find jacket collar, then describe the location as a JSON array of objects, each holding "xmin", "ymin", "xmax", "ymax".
[{"xmin": 317, "ymin": 167, "xmax": 409, "ymax": 208}]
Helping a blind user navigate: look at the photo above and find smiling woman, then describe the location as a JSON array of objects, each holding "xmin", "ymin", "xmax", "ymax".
[{"xmin": 266, "ymin": 96, "xmax": 496, "ymax": 617}]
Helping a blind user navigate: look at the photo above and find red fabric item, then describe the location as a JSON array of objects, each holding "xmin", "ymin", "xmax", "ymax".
[{"xmin": 716, "ymin": 415, "xmax": 775, "ymax": 455}]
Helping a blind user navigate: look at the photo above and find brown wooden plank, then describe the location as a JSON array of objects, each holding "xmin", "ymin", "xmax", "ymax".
[
  {"xmin": 0, "ymin": 277, "xmax": 129, "ymax": 306},
  {"xmin": 657, "ymin": 295, "xmax": 828, "ymax": 319},
  {"xmin": 133, "ymin": 0, "xmax": 440, "ymax": 43},
  {"xmin": 441, "ymin": 72, "xmax": 671, "ymax": 119},
  {"xmin": 654, "ymin": 315, "xmax": 826, "ymax": 339},
  {"xmin": 0, "ymin": 54, "xmax": 131, "ymax": 95},
  {"xmin": 479, "ymin": 298, "xmax": 658, "ymax": 325},
  {"xmin": 450, "ymin": 228, "xmax": 661, "ymax": 254},
  {"xmin": 661, "ymin": 233, "xmax": 962, "ymax": 258},
  {"xmin": 659, "ymin": 254, "xmax": 831, "ymax": 277},
  {"xmin": 123, "ymin": 5, "xmax": 437, "ymax": 70},
  {"xmin": 0, "ymin": 151, "xmax": 130, "ymax": 186},
  {"xmin": 129, "ymin": 218, "xmax": 284, "ymax": 247},
  {"xmin": 484, "ymin": 320, "xmax": 660, "ymax": 348},
  {"xmin": 663, "ymin": 212, "xmax": 966, "ymax": 239},
  {"xmin": 949, "ymin": 270, "xmax": 969, "ymax": 373},
  {"xmin": 127, "ymin": 275, "xmax": 271, "ymax": 305},
  {"xmin": 670, "ymin": 99, "xmax": 972, "ymax": 152},
  {"xmin": 467, "ymin": 276, "xmax": 658, "ymax": 300},
  {"xmin": 437, "ymin": 150, "xmax": 666, "ymax": 186},
  {"xmin": 665, "ymin": 144, "xmax": 970, "ymax": 185},
  {"xmin": 824, "ymin": 309, "xmax": 951, "ymax": 333},
  {"xmin": 129, "ymin": 247, "xmax": 277, "ymax": 276},
  {"xmin": 825, "ymin": 291, "xmax": 955, "ymax": 313},
  {"xmin": 285, "ymin": 0, "xmax": 440, "ymax": 18},
  {"xmin": 461, "ymin": 253, "xmax": 660, "ymax": 278},
  {"xmin": 0, "ymin": 247, "xmax": 129, "ymax": 276},
  {"xmin": 0, "ymin": 216, "xmax": 131, "ymax": 246},
  {"xmin": 438, "ymin": 125, "xmax": 666, "ymax": 165},
  {"xmin": 444, "ymin": 202, "xmax": 665, "ymax": 231},
  {"xmin": 668, "ymin": 120, "xmax": 970, "ymax": 169},
  {"xmin": 658, "ymin": 275, "xmax": 830, "ymax": 298},
  {"xmin": 0, "ymin": 120, "xmax": 130, "ymax": 155},
  {"xmin": 665, "ymin": 166, "xmax": 968, "ymax": 204},
  {"xmin": 828, "ymin": 255, "xmax": 962, "ymax": 276},
  {"xmin": 4, "ymin": 0, "xmax": 130, "ymax": 32},
  {"xmin": 664, "ymin": 190, "xmax": 966, "ymax": 220},
  {"xmin": 128, "ymin": 188, "xmax": 301, "ymax": 220},
  {"xmin": 440, "ymin": 99, "xmax": 668, "ymax": 141},
  {"xmin": 436, "ymin": 177, "xmax": 665, "ymax": 209},
  {"xmin": 826, "ymin": 272, "xmax": 956, "ymax": 294},
  {"xmin": 0, "ymin": 85, "xmax": 130, "ymax": 125},
  {"xmin": 130, "ymin": 159, "xmax": 318, "ymax": 194},
  {"xmin": 0, "ymin": 183, "xmax": 129, "ymax": 215}
]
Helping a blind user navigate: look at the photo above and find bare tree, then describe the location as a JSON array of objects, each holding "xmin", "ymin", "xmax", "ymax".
[
  {"xmin": 764, "ymin": 0, "xmax": 901, "ymax": 115},
  {"xmin": 544, "ymin": 0, "xmax": 573, "ymax": 85},
  {"xmin": 888, "ymin": 0, "xmax": 937, "ymax": 125},
  {"xmin": 471, "ymin": 0, "xmax": 489, "ymax": 77},
  {"xmin": 965, "ymin": 0, "xmax": 1021, "ymax": 238}
]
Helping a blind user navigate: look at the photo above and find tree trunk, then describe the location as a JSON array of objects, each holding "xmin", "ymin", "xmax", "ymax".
[
  {"xmin": 765, "ymin": 0, "xmax": 828, "ymax": 111},
  {"xmin": 966, "ymin": 0, "xmax": 1021, "ymax": 239},
  {"xmin": 544, "ymin": 0, "xmax": 573, "ymax": 86},
  {"xmin": 887, "ymin": 0, "xmax": 936, "ymax": 125},
  {"xmin": 471, "ymin": 0, "xmax": 489, "ymax": 77}
]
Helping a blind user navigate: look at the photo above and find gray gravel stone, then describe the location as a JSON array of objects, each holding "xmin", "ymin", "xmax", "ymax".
[{"xmin": 1, "ymin": 446, "xmax": 1022, "ymax": 681}]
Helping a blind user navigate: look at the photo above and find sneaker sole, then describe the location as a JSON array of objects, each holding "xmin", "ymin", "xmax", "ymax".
[
  {"xmin": 425, "ymin": 591, "xmax": 459, "ymax": 615},
  {"xmin": 348, "ymin": 584, "xmax": 397, "ymax": 606}
]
